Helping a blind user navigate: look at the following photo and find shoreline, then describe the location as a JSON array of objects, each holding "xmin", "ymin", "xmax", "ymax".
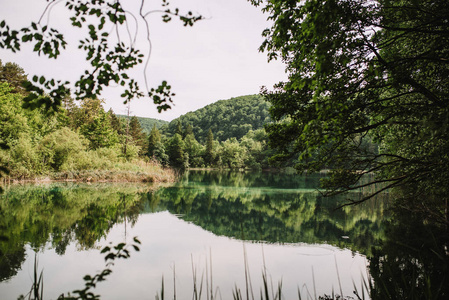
[{"xmin": 0, "ymin": 168, "xmax": 177, "ymax": 186}]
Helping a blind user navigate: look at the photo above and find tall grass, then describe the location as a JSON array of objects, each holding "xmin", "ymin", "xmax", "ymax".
[
  {"xmin": 17, "ymin": 255, "xmax": 44, "ymax": 300},
  {"xmin": 22, "ymin": 241, "xmax": 370, "ymax": 300}
]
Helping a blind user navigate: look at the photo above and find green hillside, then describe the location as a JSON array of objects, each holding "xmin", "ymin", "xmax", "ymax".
[
  {"xmin": 117, "ymin": 115, "xmax": 168, "ymax": 134},
  {"xmin": 161, "ymin": 94, "xmax": 270, "ymax": 142}
]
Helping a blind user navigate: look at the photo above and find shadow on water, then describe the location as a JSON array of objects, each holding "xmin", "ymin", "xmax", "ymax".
[
  {"xmin": 368, "ymin": 205, "xmax": 449, "ymax": 300},
  {"xmin": 0, "ymin": 170, "xmax": 447, "ymax": 299}
]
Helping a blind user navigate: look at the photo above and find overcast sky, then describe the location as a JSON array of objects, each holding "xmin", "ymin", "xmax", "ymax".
[{"xmin": 0, "ymin": 0, "xmax": 286, "ymax": 121}]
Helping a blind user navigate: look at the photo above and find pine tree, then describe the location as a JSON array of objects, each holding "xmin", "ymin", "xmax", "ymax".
[
  {"xmin": 147, "ymin": 124, "xmax": 169, "ymax": 165},
  {"xmin": 129, "ymin": 116, "xmax": 147, "ymax": 154},
  {"xmin": 0, "ymin": 60, "xmax": 28, "ymax": 95},
  {"xmin": 204, "ymin": 129, "xmax": 214, "ymax": 166},
  {"xmin": 107, "ymin": 108, "xmax": 124, "ymax": 135},
  {"xmin": 184, "ymin": 123, "xmax": 193, "ymax": 137},
  {"xmin": 175, "ymin": 120, "xmax": 183, "ymax": 136},
  {"xmin": 167, "ymin": 133, "xmax": 187, "ymax": 168},
  {"xmin": 148, "ymin": 124, "xmax": 162, "ymax": 157}
]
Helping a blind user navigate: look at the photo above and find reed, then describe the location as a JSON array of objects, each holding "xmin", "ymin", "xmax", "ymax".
[{"xmin": 21, "ymin": 240, "xmax": 368, "ymax": 300}]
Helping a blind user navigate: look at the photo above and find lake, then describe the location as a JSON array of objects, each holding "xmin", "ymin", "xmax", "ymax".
[{"xmin": 0, "ymin": 170, "xmax": 389, "ymax": 299}]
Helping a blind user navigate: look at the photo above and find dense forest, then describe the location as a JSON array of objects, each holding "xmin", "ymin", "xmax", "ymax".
[
  {"xmin": 0, "ymin": 60, "xmax": 283, "ymax": 178},
  {"xmin": 148, "ymin": 94, "xmax": 278, "ymax": 169},
  {"xmin": 0, "ymin": 60, "xmax": 173, "ymax": 182},
  {"xmin": 160, "ymin": 95, "xmax": 271, "ymax": 142},
  {"xmin": 0, "ymin": 58, "xmax": 380, "ymax": 175}
]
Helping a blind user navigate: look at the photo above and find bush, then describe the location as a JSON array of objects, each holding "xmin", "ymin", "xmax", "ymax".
[
  {"xmin": 8, "ymin": 134, "xmax": 44, "ymax": 177},
  {"xmin": 39, "ymin": 127, "xmax": 88, "ymax": 171}
]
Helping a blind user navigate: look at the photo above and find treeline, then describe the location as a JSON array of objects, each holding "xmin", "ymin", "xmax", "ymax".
[
  {"xmin": 0, "ymin": 60, "xmax": 379, "ymax": 175},
  {"xmin": 0, "ymin": 60, "xmax": 170, "ymax": 181},
  {"xmin": 161, "ymin": 94, "xmax": 271, "ymax": 142},
  {"xmin": 0, "ymin": 60, "xmax": 278, "ymax": 178},
  {"xmin": 148, "ymin": 123, "xmax": 275, "ymax": 169},
  {"xmin": 149, "ymin": 95, "xmax": 276, "ymax": 169},
  {"xmin": 116, "ymin": 114, "xmax": 168, "ymax": 134}
]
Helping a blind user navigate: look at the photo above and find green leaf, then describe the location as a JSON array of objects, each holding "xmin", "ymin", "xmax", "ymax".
[{"xmin": 100, "ymin": 246, "xmax": 110, "ymax": 254}]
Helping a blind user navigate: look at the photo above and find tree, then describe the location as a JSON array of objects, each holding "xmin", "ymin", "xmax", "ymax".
[
  {"xmin": 147, "ymin": 124, "xmax": 168, "ymax": 165},
  {"xmin": 253, "ymin": 0, "xmax": 449, "ymax": 220},
  {"xmin": 204, "ymin": 129, "xmax": 215, "ymax": 166},
  {"xmin": 0, "ymin": 60, "xmax": 27, "ymax": 95},
  {"xmin": 166, "ymin": 133, "xmax": 187, "ymax": 169},
  {"xmin": 184, "ymin": 123, "xmax": 194, "ymax": 138},
  {"xmin": 148, "ymin": 125, "xmax": 161, "ymax": 157},
  {"xmin": 0, "ymin": 1, "xmax": 202, "ymax": 111},
  {"xmin": 107, "ymin": 108, "xmax": 124, "ymax": 135},
  {"xmin": 80, "ymin": 110, "xmax": 119, "ymax": 149},
  {"xmin": 64, "ymin": 97, "xmax": 105, "ymax": 130},
  {"xmin": 128, "ymin": 116, "xmax": 147, "ymax": 154},
  {"xmin": 0, "ymin": 83, "xmax": 30, "ymax": 146},
  {"xmin": 184, "ymin": 133, "xmax": 204, "ymax": 167},
  {"xmin": 39, "ymin": 127, "xmax": 88, "ymax": 171},
  {"xmin": 175, "ymin": 120, "xmax": 183, "ymax": 136},
  {"xmin": 220, "ymin": 138, "xmax": 247, "ymax": 169}
]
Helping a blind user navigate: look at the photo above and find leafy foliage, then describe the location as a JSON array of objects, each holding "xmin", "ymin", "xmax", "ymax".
[
  {"xmin": 0, "ymin": 60, "xmax": 27, "ymax": 95},
  {"xmin": 161, "ymin": 95, "xmax": 271, "ymax": 142},
  {"xmin": 255, "ymin": 0, "xmax": 449, "ymax": 220},
  {"xmin": 0, "ymin": 61, "xmax": 169, "ymax": 180},
  {"xmin": 59, "ymin": 237, "xmax": 141, "ymax": 300},
  {"xmin": 0, "ymin": 0, "xmax": 202, "ymax": 111}
]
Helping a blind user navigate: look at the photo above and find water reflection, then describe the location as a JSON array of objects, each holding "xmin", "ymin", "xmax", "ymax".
[
  {"xmin": 369, "ymin": 206, "xmax": 449, "ymax": 299},
  {"xmin": 0, "ymin": 183, "xmax": 149, "ymax": 282},
  {"xmin": 1, "ymin": 171, "xmax": 444, "ymax": 299},
  {"xmin": 150, "ymin": 170, "xmax": 387, "ymax": 255}
]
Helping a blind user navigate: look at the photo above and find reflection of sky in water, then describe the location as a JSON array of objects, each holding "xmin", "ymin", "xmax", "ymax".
[{"xmin": 1, "ymin": 212, "xmax": 370, "ymax": 300}]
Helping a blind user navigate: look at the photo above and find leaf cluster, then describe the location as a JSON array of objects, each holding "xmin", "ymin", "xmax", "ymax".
[
  {"xmin": 58, "ymin": 237, "xmax": 141, "ymax": 300},
  {"xmin": 0, "ymin": 0, "xmax": 203, "ymax": 111},
  {"xmin": 256, "ymin": 0, "xmax": 449, "ymax": 217}
]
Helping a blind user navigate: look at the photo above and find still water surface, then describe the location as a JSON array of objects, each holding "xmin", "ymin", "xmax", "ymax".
[{"xmin": 0, "ymin": 171, "xmax": 388, "ymax": 299}]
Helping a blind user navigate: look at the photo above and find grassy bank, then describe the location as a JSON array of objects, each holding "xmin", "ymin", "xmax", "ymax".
[{"xmin": 1, "ymin": 159, "xmax": 177, "ymax": 185}]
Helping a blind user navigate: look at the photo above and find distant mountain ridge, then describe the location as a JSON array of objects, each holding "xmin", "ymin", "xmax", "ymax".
[
  {"xmin": 161, "ymin": 94, "xmax": 270, "ymax": 142},
  {"xmin": 116, "ymin": 115, "xmax": 168, "ymax": 134}
]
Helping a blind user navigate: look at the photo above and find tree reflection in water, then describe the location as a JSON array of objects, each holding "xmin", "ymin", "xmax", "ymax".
[
  {"xmin": 369, "ymin": 205, "xmax": 449, "ymax": 300},
  {"xmin": 0, "ymin": 171, "xmax": 447, "ymax": 299}
]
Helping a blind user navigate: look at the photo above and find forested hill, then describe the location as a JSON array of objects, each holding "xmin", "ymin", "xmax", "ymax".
[
  {"xmin": 160, "ymin": 94, "xmax": 270, "ymax": 142},
  {"xmin": 116, "ymin": 115, "xmax": 168, "ymax": 134}
]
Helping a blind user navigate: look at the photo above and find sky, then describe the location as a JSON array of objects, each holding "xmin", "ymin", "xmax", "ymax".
[{"xmin": 0, "ymin": 0, "xmax": 287, "ymax": 121}]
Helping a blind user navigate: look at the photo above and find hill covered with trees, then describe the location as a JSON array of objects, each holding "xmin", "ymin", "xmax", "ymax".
[
  {"xmin": 160, "ymin": 94, "xmax": 271, "ymax": 142},
  {"xmin": 116, "ymin": 115, "xmax": 168, "ymax": 134},
  {"xmin": 0, "ymin": 59, "xmax": 279, "ymax": 176},
  {"xmin": 140, "ymin": 94, "xmax": 277, "ymax": 170}
]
